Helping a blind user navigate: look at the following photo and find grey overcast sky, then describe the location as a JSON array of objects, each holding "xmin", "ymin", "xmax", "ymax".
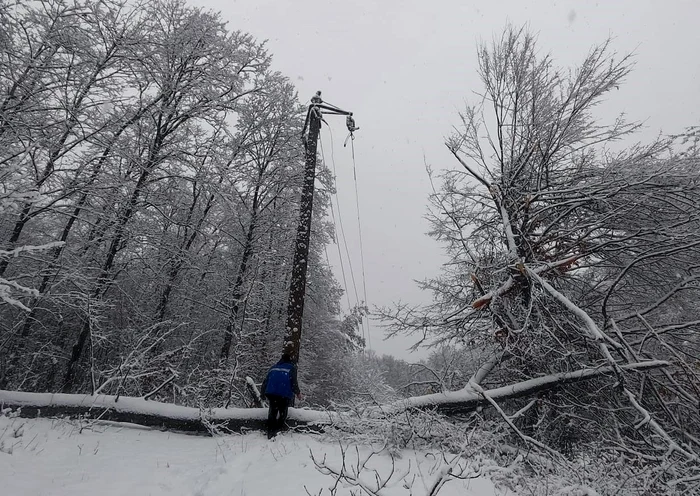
[{"xmin": 192, "ymin": 0, "xmax": 699, "ymax": 360}]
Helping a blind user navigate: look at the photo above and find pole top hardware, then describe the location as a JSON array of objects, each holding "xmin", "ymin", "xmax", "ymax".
[{"xmin": 302, "ymin": 91, "xmax": 354, "ymax": 144}]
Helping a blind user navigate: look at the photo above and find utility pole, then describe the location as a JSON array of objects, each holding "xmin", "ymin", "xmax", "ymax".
[{"xmin": 283, "ymin": 92, "xmax": 353, "ymax": 362}]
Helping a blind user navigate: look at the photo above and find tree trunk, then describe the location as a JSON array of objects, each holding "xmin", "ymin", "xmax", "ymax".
[{"xmin": 220, "ymin": 208, "xmax": 258, "ymax": 360}]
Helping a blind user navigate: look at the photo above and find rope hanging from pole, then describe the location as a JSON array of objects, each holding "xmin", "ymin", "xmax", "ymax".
[
  {"xmin": 349, "ymin": 136, "xmax": 371, "ymax": 352},
  {"xmin": 320, "ymin": 133, "xmax": 353, "ymax": 312},
  {"xmin": 324, "ymin": 126, "xmax": 370, "ymax": 353}
]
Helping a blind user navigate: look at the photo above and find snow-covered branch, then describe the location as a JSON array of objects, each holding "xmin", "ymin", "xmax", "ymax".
[{"xmin": 385, "ymin": 360, "xmax": 668, "ymax": 415}]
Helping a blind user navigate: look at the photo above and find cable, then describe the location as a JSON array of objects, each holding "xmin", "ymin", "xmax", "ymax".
[
  {"xmin": 323, "ymin": 129, "xmax": 369, "ymax": 351},
  {"xmin": 328, "ymin": 126, "xmax": 371, "ymax": 354},
  {"xmin": 350, "ymin": 138, "xmax": 372, "ymax": 353},
  {"xmin": 323, "ymin": 131, "xmax": 361, "ymax": 309},
  {"xmin": 319, "ymin": 134, "xmax": 356, "ymax": 313},
  {"xmin": 324, "ymin": 243, "xmax": 351, "ymax": 309}
]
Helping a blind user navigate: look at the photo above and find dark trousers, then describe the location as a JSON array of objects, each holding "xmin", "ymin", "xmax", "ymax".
[{"xmin": 266, "ymin": 394, "xmax": 290, "ymax": 438}]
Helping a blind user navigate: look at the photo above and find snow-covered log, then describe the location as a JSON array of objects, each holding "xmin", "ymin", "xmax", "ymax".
[
  {"xmin": 0, "ymin": 360, "xmax": 667, "ymax": 432},
  {"xmin": 0, "ymin": 390, "xmax": 334, "ymax": 434},
  {"xmin": 384, "ymin": 360, "xmax": 669, "ymax": 415}
]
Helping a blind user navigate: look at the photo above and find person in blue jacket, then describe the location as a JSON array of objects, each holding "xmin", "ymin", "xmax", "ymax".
[{"xmin": 261, "ymin": 354, "xmax": 301, "ymax": 438}]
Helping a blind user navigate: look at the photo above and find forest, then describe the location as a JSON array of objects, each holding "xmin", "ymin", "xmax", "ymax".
[{"xmin": 1, "ymin": 1, "xmax": 699, "ymax": 495}]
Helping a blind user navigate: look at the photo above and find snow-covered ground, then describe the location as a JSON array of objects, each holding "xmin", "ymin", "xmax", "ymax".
[{"xmin": 0, "ymin": 414, "xmax": 506, "ymax": 495}]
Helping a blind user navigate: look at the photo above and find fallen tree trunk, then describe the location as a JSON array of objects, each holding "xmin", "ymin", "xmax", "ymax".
[
  {"xmin": 0, "ymin": 360, "xmax": 668, "ymax": 433},
  {"xmin": 0, "ymin": 390, "xmax": 333, "ymax": 435},
  {"xmin": 384, "ymin": 360, "xmax": 669, "ymax": 415}
]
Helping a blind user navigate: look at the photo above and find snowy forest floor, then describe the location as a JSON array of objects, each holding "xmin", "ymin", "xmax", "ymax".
[{"xmin": 0, "ymin": 414, "xmax": 507, "ymax": 496}]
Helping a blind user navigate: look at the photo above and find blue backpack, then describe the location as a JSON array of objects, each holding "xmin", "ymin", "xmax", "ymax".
[{"xmin": 264, "ymin": 362, "xmax": 294, "ymax": 399}]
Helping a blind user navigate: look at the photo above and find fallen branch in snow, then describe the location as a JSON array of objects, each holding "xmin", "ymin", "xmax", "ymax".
[
  {"xmin": 310, "ymin": 443, "xmax": 408, "ymax": 495},
  {"xmin": 310, "ymin": 432, "xmax": 483, "ymax": 496},
  {"xmin": 0, "ymin": 390, "xmax": 333, "ymax": 435},
  {"xmin": 383, "ymin": 360, "xmax": 669, "ymax": 415}
]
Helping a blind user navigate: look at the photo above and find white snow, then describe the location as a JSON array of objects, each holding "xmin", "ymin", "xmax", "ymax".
[{"xmin": 0, "ymin": 415, "xmax": 505, "ymax": 496}]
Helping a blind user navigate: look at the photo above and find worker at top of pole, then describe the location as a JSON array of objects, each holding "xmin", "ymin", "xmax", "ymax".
[
  {"xmin": 344, "ymin": 112, "xmax": 359, "ymax": 147},
  {"xmin": 346, "ymin": 112, "xmax": 358, "ymax": 132},
  {"xmin": 303, "ymin": 91, "xmax": 324, "ymax": 145}
]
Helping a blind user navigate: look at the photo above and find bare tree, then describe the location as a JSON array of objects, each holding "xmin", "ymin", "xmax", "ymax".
[{"xmin": 381, "ymin": 25, "xmax": 700, "ymax": 492}]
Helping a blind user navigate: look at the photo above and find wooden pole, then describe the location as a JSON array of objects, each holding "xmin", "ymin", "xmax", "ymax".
[{"xmin": 283, "ymin": 100, "xmax": 322, "ymax": 362}]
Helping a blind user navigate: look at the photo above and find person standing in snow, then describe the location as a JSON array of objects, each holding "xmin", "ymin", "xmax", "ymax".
[{"xmin": 261, "ymin": 354, "xmax": 301, "ymax": 439}]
